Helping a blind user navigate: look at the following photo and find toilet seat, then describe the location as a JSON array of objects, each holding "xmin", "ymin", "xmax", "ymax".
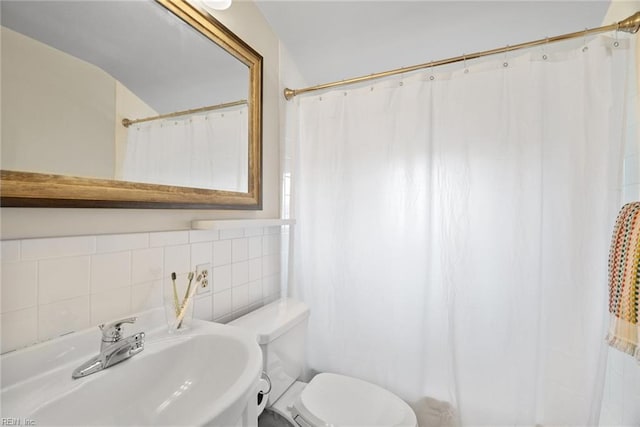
[{"xmin": 291, "ymin": 373, "xmax": 417, "ymax": 427}]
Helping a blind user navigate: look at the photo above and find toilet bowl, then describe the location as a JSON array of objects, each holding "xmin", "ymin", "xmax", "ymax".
[{"xmin": 229, "ymin": 298, "xmax": 417, "ymax": 427}]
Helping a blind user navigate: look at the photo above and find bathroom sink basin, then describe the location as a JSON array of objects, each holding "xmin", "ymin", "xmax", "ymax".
[{"xmin": 1, "ymin": 317, "xmax": 261, "ymax": 426}]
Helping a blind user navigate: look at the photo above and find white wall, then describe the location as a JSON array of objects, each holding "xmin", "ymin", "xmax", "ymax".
[
  {"xmin": 2, "ymin": 27, "xmax": 160, "ymax": 182},
  {"xmin": 0, "ymin": 0, "xmax": 282, "ymax": 240},
  {"xmin": 278, "ymin": 42, "xmax": 308, "ymax": 220},
  {"xmin": 1, "ymin": 27, "xmax": 116, "ymax": 180},
  {"xmin": 0, "ymin": 223, "xmax": 286, "ymax": 354}
]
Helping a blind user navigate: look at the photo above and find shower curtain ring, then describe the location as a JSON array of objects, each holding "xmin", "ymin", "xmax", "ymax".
[
  {"xmin": 463, "ymin": 54, "xmax": 468, "ymax": 73},
  {"xmin": 583, "ymin": 28, "xmax": 589, "ymax": 52}
]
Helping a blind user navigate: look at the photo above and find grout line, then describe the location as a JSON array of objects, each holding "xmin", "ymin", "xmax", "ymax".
[{"xmin": 35, "ymin": 259, "xmax": 40, "ymax": 341}]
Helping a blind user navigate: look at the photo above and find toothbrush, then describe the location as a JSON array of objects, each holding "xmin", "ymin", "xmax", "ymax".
[
  {"xmin": 181, "ymin": 272, "xmax": 195, "ymax": 310},
  {"xmin": 174, "ymin": 274, "xmax": 200, "ymax": 330},
  {"xmin": 171, "ymin": 272, "xmax": 180, "ymax": 316}
]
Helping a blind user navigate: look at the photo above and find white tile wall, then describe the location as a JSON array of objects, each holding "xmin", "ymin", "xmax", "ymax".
[
  {"xmin": 1, "ymin": 308, "xmax": 37, "ymax": 354},
  {"xmin": 1, "ymin": 241, "xmax": 20, "ymax": 262},
  {"xmin": 213, "ymin": 240, "xmax": 233, "ymax": 267},
  {"xmin": 1, "ymin": 261, "xmax": 37, "ymax": 312},
  {"xmin": 599, "ymin": 44, "xmax": 640, "ymax": 426},
  {"xmin": 38, "ymin": 256, "xmax": 90, "ymax": 304},
  {"xmin": 0, "ymin": 224, "xmax": 287, "ymax": 353},
  {"xmin": 22, "ymin": 236, "xmax": 95, "ymax": 261},
  {"xmin": 96, "ymin": 233, "xmax": 148, "ymax": 253},
  {"xmin": 91, "ymin": 252, "xmax": 131, "ymax": 292},
  {"xmin": 38, "ymin": 296, "xmax": 90, "ymax": 342}
]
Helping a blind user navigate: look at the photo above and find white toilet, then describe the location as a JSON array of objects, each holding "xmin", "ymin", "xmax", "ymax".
[{"xmin": 229, "ymin": 298, "xmax": 417, "ymax": 427}]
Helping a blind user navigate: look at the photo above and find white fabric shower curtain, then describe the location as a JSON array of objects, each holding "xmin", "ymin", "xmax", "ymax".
[
  {"xmin": 121, "ymin": 106, "xmax": 248, "ymax": 191},
  {"xmin": 291, "ymin": 37, "xmax": 630, "ymax": 426}
]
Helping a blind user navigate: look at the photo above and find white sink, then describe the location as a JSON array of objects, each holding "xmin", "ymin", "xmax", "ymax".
[{"xmin": 1, "ymin": 314, "xmax": 262, "ymax": 426}]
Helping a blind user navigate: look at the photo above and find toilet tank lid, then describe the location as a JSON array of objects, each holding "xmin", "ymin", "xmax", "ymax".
[{"xmin": 229, "ymin": 298, "xmax": 310, "ymax": 344}]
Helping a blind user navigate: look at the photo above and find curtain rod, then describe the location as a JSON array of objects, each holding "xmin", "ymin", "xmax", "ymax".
[
  {"xmin": 122, "ymin": 99, "xmax": 248, "ymax": 128},
  {"xmin": 283, "ymin": 11, "xmax": 640, "ymax": 101}
]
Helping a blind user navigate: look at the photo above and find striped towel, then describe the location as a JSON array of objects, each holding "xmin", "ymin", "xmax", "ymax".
[{"xmin": 606, "ymin": 202, "xmax": 640, "ymax": 361}]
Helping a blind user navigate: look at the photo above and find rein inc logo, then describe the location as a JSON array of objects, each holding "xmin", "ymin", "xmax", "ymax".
[{"xmin": 1, "ymin": 419, "xmax": 35, "ymax": 426}]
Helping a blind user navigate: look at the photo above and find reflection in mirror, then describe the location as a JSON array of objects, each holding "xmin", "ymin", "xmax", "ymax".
[{"xmin": 1, "ymin": 0, "xmax": 250, "ymax": 193}]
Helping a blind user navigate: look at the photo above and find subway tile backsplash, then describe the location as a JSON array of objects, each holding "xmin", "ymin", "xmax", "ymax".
[{"xmin": 0, "ymin": 224, "xmax": 287, "ymax": 354}]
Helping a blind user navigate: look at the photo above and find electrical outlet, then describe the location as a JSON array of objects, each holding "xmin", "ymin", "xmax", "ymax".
[{"xmin": 195, "ymin": 263, "xmax": 211, "ymax": 294}]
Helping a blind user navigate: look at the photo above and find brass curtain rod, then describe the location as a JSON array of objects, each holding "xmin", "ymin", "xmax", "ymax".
[
  {"xmin": 122, "ymin": 99, "xmax": 248, "ymax": 128},
  {"xmin": 284, "ymin": 11, "xmax": 640, "ymax": 100}
]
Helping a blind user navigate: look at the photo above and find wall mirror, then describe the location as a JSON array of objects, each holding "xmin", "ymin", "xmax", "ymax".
[{"xmin": 0, "ymin": 0, "xmax": 262, "ymax": 209}]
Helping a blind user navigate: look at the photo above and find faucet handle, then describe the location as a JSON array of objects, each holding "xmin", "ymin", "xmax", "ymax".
[{"xmin": 99, "ymin": 317, "xmax": 137, "ymax": 343}]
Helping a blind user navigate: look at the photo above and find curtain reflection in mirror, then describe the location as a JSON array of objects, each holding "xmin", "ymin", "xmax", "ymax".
[{"xmin": 120, "ymin": 105, "xmax": 248, "ymax": 191}]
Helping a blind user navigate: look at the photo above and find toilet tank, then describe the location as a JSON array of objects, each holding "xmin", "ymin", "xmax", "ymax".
[{"xmin": 229, "ymin": 298, "xmax": 309, "ymax": 405}]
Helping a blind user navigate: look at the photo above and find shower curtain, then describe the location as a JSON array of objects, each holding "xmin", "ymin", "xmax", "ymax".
[
  {"xmin": 290, "ymin": 36, "xmax": 631, "ymax": 426},
  {"xmin": 121, "ymin": 105, "xmax": 248, "ymax": 191}
]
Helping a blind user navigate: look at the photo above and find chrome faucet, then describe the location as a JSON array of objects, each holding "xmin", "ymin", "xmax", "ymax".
[{"xmin": 72, "ymin": 317, "xmax": 145, "ymax": 379}]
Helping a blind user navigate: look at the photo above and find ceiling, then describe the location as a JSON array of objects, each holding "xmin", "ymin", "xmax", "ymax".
[
  {"xmin": 1, "ymin": 0, "xmax": 618, "ymax": 107},
  {"xmin": 256, "ymin": 0, "xmax": 613, "ymax": 88}
]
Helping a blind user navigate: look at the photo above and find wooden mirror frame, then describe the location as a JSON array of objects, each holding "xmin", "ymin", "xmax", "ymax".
[{"xmin": 0, "ymin": 0, "xmax": 263, "ymax": 209}]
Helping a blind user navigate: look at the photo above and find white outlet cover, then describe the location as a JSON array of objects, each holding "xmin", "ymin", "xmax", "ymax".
[{"xmin": 196, "ymin": 263, "xmax": 211, "ymax": 295}]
